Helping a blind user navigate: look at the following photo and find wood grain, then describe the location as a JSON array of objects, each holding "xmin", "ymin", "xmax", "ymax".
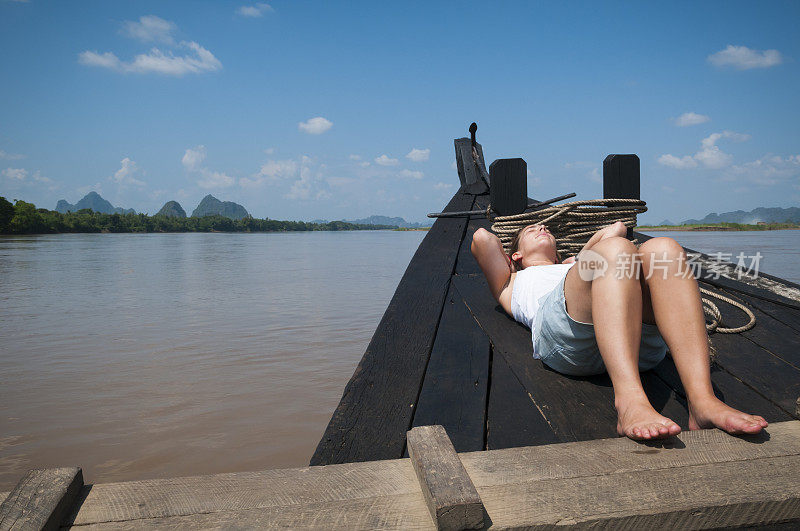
[
  {"xmin": 0, "ymin": 467, "xmax": 82, "ymax": 531},
  {"xmin": 406, "ymin": 426, "xmax": 484, "ymax": 530}
]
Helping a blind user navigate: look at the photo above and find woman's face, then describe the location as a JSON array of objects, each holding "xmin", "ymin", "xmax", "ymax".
[{"xmin": 512, "ymin": 224, "xmax": 557, "ymax": 267}]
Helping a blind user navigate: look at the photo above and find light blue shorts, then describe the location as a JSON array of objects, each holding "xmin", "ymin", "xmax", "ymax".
[{"xmin": 533, "ymin": 275, "xmax": 668, "ymax": 377}]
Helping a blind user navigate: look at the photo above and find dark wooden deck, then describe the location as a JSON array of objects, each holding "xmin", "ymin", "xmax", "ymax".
[{"xmin": 312, "ymin": 186, "xmax": 800, "ymax": 466}]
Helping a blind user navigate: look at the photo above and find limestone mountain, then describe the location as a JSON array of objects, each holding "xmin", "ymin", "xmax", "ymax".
[
  {"xmin": 55, "ymin": 192, "xmax": 135, "ymax": 215},
  {"xmin": 191, "ymin": 195, "xmax": 249, "ymax": 220},
  {"xmin": 681, "ymin": 206, "xmax": 800, "ymax": 225},
  {"xmin": 156, "ymin": 200, "xmax": 187, "ymax": 218}
]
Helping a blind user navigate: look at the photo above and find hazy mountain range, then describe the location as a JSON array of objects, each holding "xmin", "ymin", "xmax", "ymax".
[
  {"xmin": 311, "ymin": 215, "xmax": 431, "ymax": 228},
  {"xmin": 656, "ymin": 206, "xmax": 800, "ymax": 226}
]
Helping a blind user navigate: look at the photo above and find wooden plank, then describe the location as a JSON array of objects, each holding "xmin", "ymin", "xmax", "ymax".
[
  {"xmin": 651, "ymin": 356, "xmax": 792, "ymax": 424},
  {"xmin": 476, "ymin": 454, "xmax": 800, "ymax": 529},
  {"xmin": 464, "ymin": 422, "xmax": 800, "ymax": 529},
  {"xmin": 707, "ymin": 284, "xmax": 800, "ymax": 368},
  {"xmin": 461, "ymin": 420, "xmax": 800, "ymax": 486},
  {"xmin": 698, "ymin": 329, "xmax": 800, "ymax": 418},
  {"xmin": 411, "ymin": 284, "xmax": 490, "ymax": 453},
  {"xmin": 69, "ymin": 459, "xmax": 422, "ymax": 526},
  {"xmin": 406, "ymin": 426, "xmax": 484, "ymax": 530},
  {"xmin": 0, "ymin": 467, "xmax": 83, "ymax": 531},
  {"xmin": 68, "ymin": 494, "xmax": 435, "ymax": 530},
  {"xmin": 487, "ymin": 352, "xmax": 561, "ymax": 449},
  {"xmin": 310, "ymin": 190, "xmax": 476, "ymax": 465}
]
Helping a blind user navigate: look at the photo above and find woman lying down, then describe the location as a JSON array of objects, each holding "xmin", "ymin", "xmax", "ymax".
[{"xmin": 470, "ymin": 221, "xmax": 767, "ymax": 441}]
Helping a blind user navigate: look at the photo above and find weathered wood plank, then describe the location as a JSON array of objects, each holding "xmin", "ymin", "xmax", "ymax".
[
  {"xmin": 68, "ymin": 493, "xmax": 435, "ymax": 530},
  {"xmin": 487, "ymin": 352, "xmax": 561, "ymax": 449},
  {"xmin": 310, "ymin": 190, "xmax": 476, "ymax": 465},
  {"xmin": 69, "ymin": 459, "xmax": 421, "ymax": 526},
  {"xmin": 406, "ymin": 426, "xmax": 484, "ymax": 530},
  {"xmin": 67, "ymin": 422, "xmax": 800, "ymax": 530},
  {"xmin": 698, "ymin": 328, "xmax": 800, "ymax": 418},
  {"xmin": 476, "ymin": 454, "xmax": 800, "ymax": 529},
  {"xmin": 0, "ymin": 467, "xmax": 82, "ymax": 531},
  {"xmin": 461, "ymin": 420, "xmax": 800, "ymax": 486},
  {"xmin": 704, "ymin": 283, "xmax": 800, "ymax": 368},
  {"xmin": 651, "ymin": 355, "xmax": 792, "ymax": 424},
  {"xmin": 411, "ymin": 284, "xmax": 490, "ymax": 453}
]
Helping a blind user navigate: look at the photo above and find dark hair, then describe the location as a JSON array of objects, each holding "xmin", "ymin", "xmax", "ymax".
[{"xmin": 507, "ymin": 224, "xmax": 562, "ymax": 269}]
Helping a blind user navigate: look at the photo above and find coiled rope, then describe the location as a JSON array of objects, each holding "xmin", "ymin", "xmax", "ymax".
[{"xmin": 488, "ymin": 198, "xmax": 756, "ymax": 335}]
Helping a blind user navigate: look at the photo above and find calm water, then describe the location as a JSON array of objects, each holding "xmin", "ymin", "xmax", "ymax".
[
  {"xmin": 0, "ymin": 231, "xmax": 426, "ymax": 490},
  {"xmin": 639, "ymin": 230, "xmax": 800, "ymax": 284},
  {"xmin": 1, "ymin": 229, "xmax": 798, "ymax": 490}
]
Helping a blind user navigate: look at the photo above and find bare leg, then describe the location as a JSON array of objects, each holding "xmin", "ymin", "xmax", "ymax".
[
  {"xmin": 639, "ymin": 238, "xmax": 767, "ymax": 434},
  {"xmin": 565, "ymin": 237, "xmax": 680, "ymax": 440}
]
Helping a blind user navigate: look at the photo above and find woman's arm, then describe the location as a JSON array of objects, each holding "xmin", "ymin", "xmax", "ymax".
[
  {"xmin": 470, "ymin": 228, "xmax": 514, "ymax": 309},
  {"xmin": 579, "ymin": 221, "xmax": 628, "ymax": 254}
]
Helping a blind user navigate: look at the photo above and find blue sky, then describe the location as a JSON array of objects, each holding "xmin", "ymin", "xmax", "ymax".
[{"xmin": 1, "ymin": 1, "xmax": 798, "ymax": 224}]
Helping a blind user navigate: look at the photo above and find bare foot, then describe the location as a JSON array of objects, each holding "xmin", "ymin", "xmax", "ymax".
[
  {"xmin": 616, "ymin": 400, "xmax": 682, "ymax": 441},
  {"xmin": 688, "ymin": 397, "xmax": 768, "ymax": 434}
]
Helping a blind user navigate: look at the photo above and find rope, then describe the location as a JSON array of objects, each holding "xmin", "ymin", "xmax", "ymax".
[{"xmin": 488, "ymin": 197, "xmax": 756, "ymax": 335}]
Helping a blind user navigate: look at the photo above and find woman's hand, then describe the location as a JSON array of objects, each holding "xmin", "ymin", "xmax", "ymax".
[{"xmin": 561, "ymin": 256, "xmax": 576, "ymax": 264}]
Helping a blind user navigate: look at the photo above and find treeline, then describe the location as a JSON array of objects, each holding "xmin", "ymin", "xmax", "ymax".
[{"xmin": 0, "ymin": 197, "xmax": 397, "ymax": 234}]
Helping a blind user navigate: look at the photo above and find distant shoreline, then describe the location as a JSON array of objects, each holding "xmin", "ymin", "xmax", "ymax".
[{"xmin": 638, "ymin": 222, "xmax": 800, "ymax": 232}]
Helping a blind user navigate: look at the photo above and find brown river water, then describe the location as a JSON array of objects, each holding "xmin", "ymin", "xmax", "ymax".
[
  {"xmin": 0, "ymin": 231, "xmax": 426, "ymax": 490},
  {"xmin": 1, "ymin": 229, "xmax": 798, "ymax": 490}
]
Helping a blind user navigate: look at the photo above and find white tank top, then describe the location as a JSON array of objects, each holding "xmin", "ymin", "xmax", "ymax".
[{"xmin": 510, "ymin": 262, "xmax": 575, "ymax": 358}]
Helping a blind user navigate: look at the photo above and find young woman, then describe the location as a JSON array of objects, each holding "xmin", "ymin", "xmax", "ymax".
[{"xmin": 470, "ymin": 221, "xmax": 768, "ymax": 441}]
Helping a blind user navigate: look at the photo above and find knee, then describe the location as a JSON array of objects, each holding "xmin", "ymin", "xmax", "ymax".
[
  {"xmin": 591, "ymin": 236, "xmax": 637, "ymax": 259},
  {"xmin": 639, "ymin": 237, "xmax": 684, "ymax": 260}
]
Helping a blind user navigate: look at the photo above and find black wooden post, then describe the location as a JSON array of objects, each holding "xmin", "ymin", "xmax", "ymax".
[
  {"xmin": 603, "ymin": 154, "xmax": 640, "ymax": 240},
  {"xmin": 489, "ymin": 158, "xmax": 527, "ymax": 216},
  {"xmin": 454, "ymin": 138, "xmax": 489, "ymax": 194}
]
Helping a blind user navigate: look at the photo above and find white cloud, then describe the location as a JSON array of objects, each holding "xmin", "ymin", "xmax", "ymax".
[
  {"xmin": 298, "ymin": 117, "xmax": 333, "ymax": 135},
  {"xmin": 348, "ymin": 154, "xmax": 361, "ymax": 160},
  {"xmin": 658, "ymin": 154, "xmax": 698, "ymax": 169},
  {"xmin": 182, "ymin": 145, "xmax": 207, "ymax": 171},
  {"xmin": 181, "ymin": 145, "xmax": 234, "ymax": 189},
  {"xmin": 285, "ymin": 156, "xmax": 330, "ymax": 200},
  {"xmin": 588, "ymin": 167, "xmax": 602, "ymax": 183},
  {"xmin": 708, "ymin": 45, "xmax": 783, "ymax": 70},
  {"xmin": 399, "ymin": 169, "xmax": 423, "ymax": 180},
  {"xmin": 674, "ymin": 112, "xmax": 710, "ymax": 127},
  {"xmin": 198, "ymin": 170, "xmax": 235, "ymax": 189},
  {"xmin": 328, "ymin": 176, "xmax": 356, "ymax": 187},
  {"xmin": 237, "ymin": 3, "xmax": 273, "ymax": 17},
  {"xmin": 406, "ymin": 148, "xmax": 430, "ymax": 162},
  {"xmin": 122, "ymin": 15, "xmax": 175, "ymax": 44},
  {"xmin": 240, "ymin": 159, "xmax": 298, "ymax": 187},
  {"xmin": 79, "ymin": 42, "xmax": 221, "ymax": 76},
  {"xmin": 359, "ymin": 161, "xmax": 370, "ymax": 167},
  {"xmin": 433, "ymin": 182, "xmax": 453, "ymax": 190},
  {"xmin": 0, "ymin": 150, "xmax": 25, "ymax": 160},
  {"xmin": 111, "ymin": 157, "xmax": 145, "ymax": 186},
  {"xmin": 661, "ymin": 185, "xmax": 675, "ymax": 193},
  {"xmin": 726, "ymin": 154, "xmax": 800, "ymax": 186},
  {"xmin": 2, "ymin": 168, "xmax": 27, "ymax": 181},
  {"xmin": 374, "ymin": 154, "xmax": 399, "ymax": 166},
  {"xmin": 264, "ymin": 147, "xmax": 275, "ymax": 155},
  {"xmin": 658, "ymin": 131, "xmax": 750, "ymax": 170}
]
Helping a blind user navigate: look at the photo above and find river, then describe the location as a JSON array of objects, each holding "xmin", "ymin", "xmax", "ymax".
[{"xmin": 1, "ymin": 229, "xmax": 798, "ymax": 489}]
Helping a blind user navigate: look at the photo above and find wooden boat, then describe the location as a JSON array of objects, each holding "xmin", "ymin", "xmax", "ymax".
[{"xmin": 2, "ymin": 134, "xmax": 799, "ymax": 529}]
